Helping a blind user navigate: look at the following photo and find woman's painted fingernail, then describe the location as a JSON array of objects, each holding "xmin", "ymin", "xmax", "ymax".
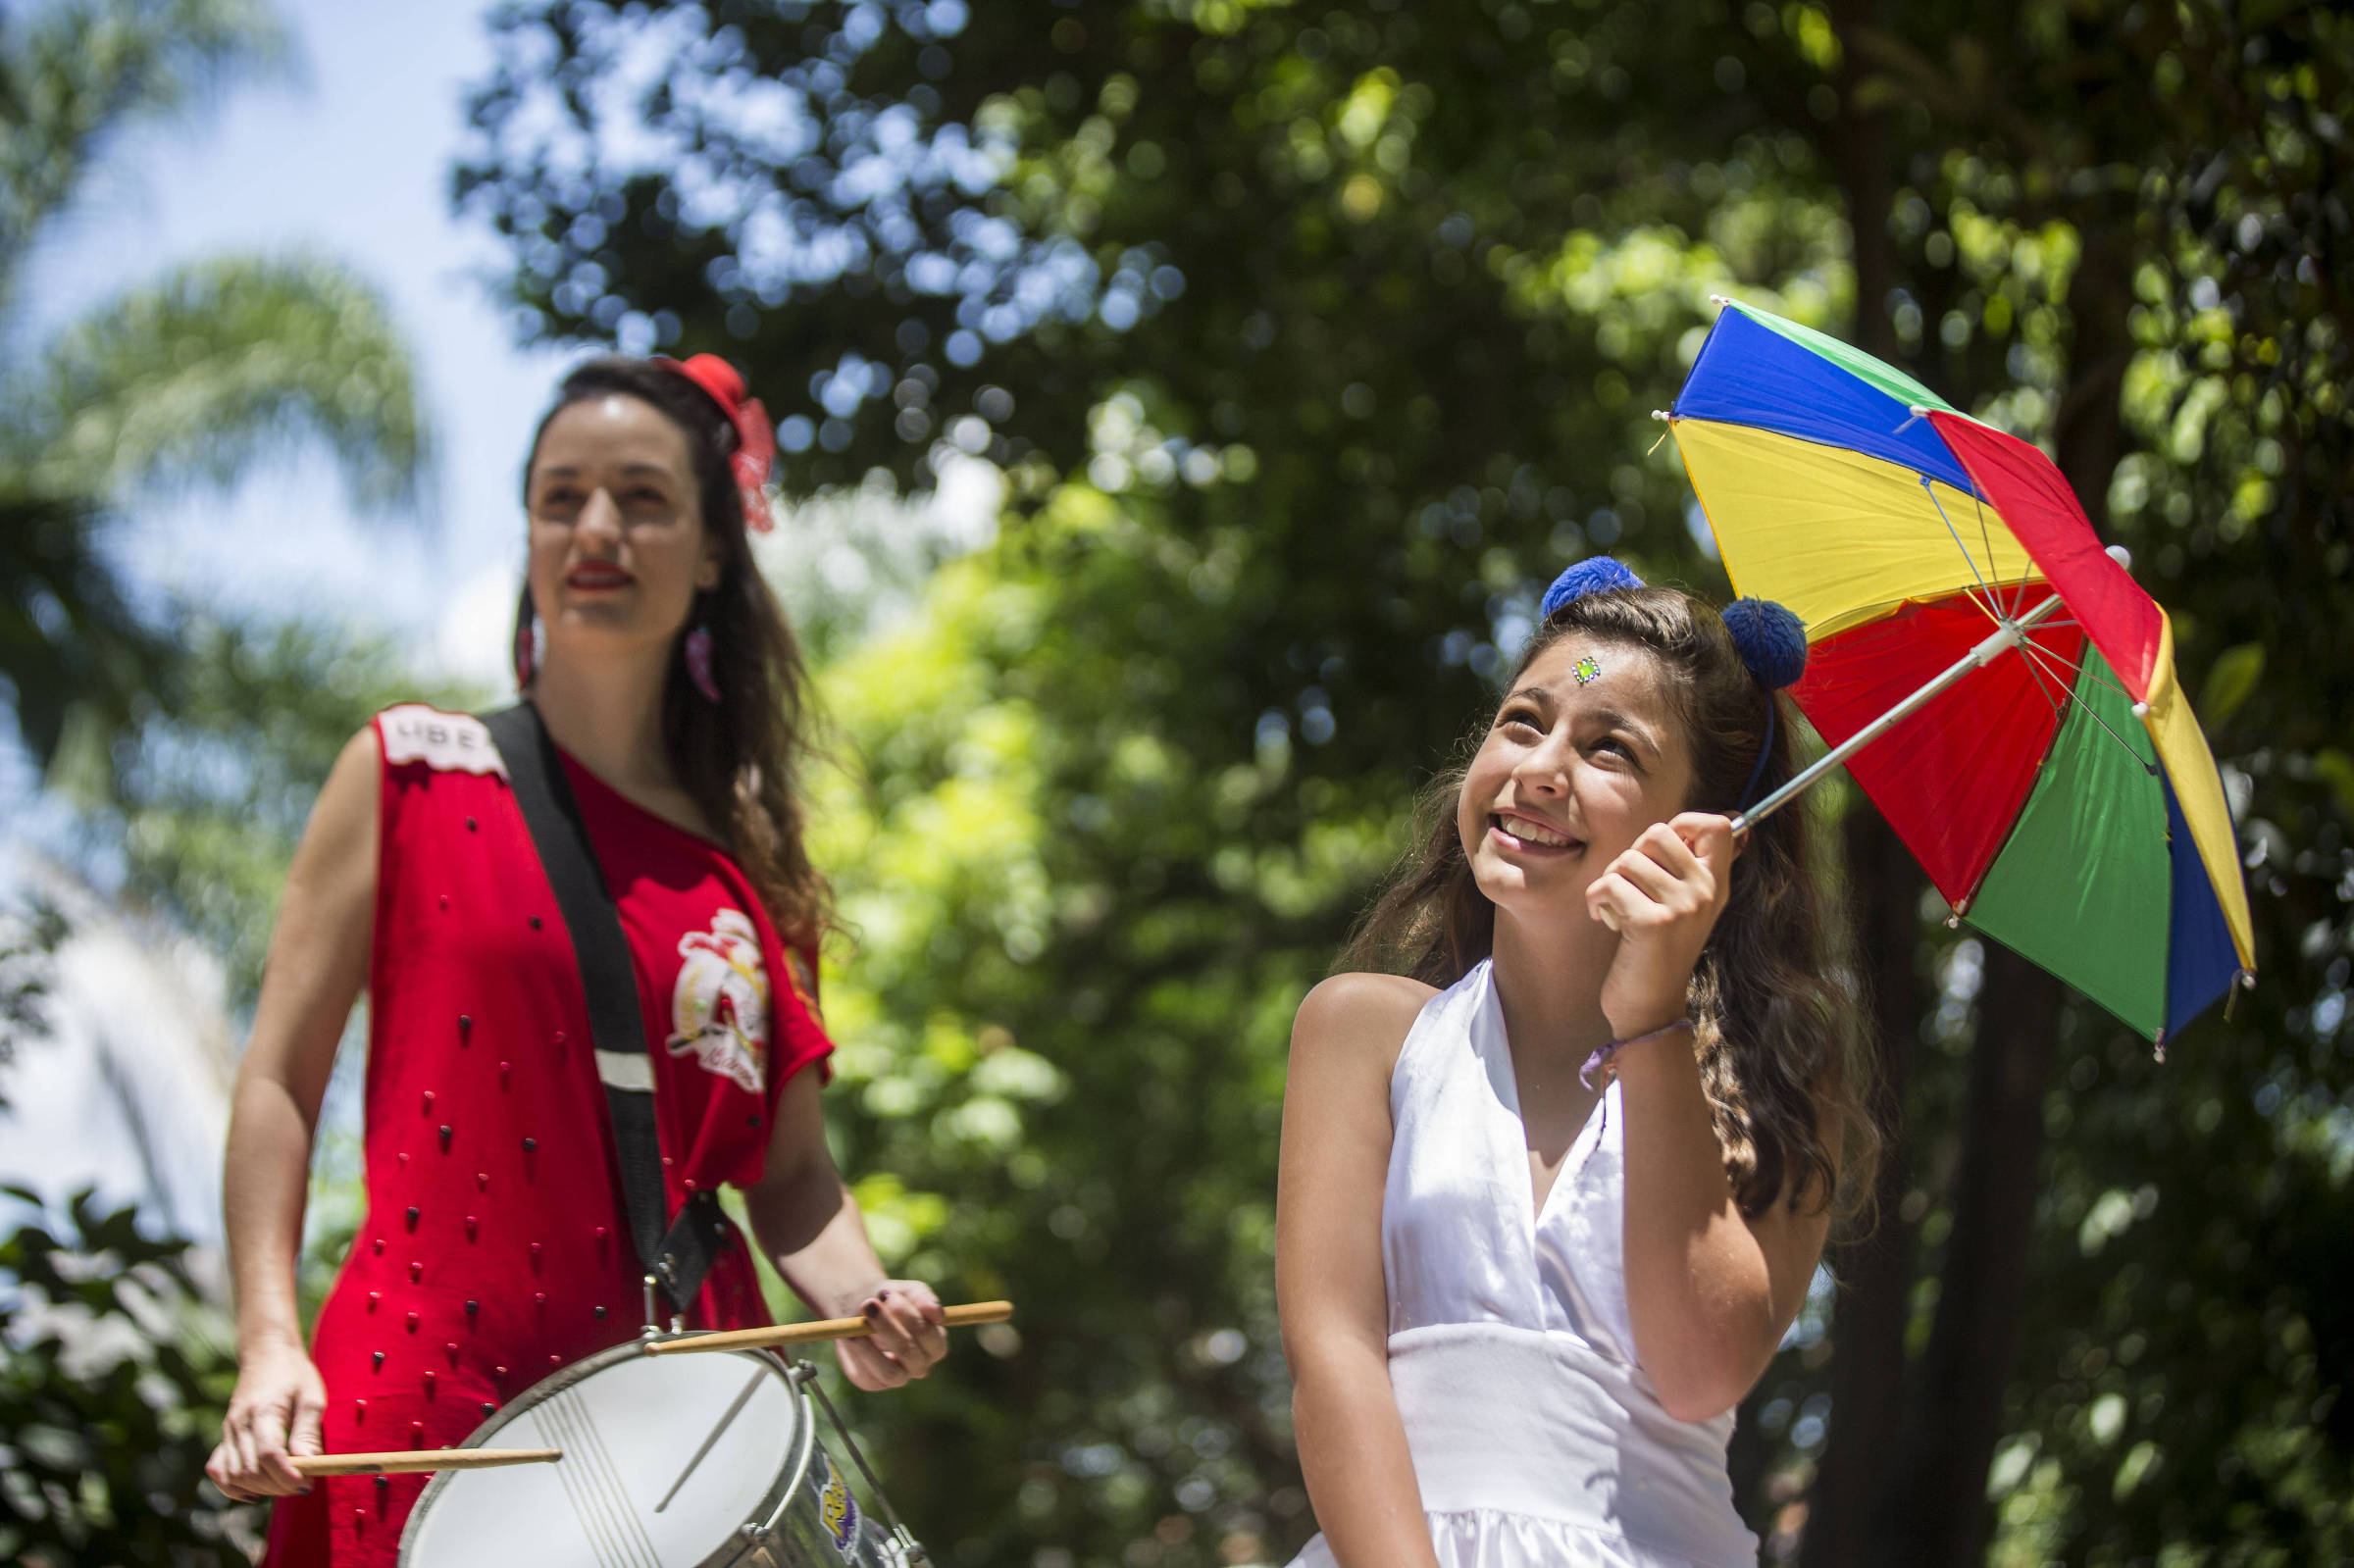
[{"xmin": 878, "ymin": 1289, "xmax": 893, "ymax": 1300}]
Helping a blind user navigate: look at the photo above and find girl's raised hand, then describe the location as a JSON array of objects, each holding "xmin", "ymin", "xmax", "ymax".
[{"xmin": 1585, "ymin": 812, "xmax": 1738, "ymax": 1037}]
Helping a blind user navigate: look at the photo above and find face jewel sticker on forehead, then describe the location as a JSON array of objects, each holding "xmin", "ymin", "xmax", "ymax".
[{"xmin": 1570, "ymin": 655, "xmax": 1604, "ymax": 686}]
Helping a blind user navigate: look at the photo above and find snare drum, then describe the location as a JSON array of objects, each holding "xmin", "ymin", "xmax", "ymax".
[{"xmin": 399, "ymin": 1337, "xmax": 914, "ymax": 1568}]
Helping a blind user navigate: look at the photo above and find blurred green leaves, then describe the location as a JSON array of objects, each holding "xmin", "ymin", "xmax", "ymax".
[
  {"xmin": 2199, "ymin": 642, "xmax": 2265, "ymax": 732},
  {"xmin": 31, "ymin": 255, "xmax": 428, "ymax": 510},
  {"xmin": 0, "ymin": 1188, "xmax": 256, "ymax": 1568}
]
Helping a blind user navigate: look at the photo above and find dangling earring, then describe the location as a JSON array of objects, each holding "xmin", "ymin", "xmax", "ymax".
[
  {"xmin": 514, "ymin": 600, "xmax": 541, "ymax": 689},
  {"xmin": 685, "ymin": 624, "xmax": 720, "ymax": 702}
]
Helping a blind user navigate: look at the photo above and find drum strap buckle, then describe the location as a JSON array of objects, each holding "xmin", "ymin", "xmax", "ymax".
[{"xmin": 794, "ymin": 1361, "xmax": 930, "ymax": 1567}]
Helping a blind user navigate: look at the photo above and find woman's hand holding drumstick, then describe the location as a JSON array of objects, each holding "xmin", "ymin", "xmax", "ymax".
[{"xmin": 643, "ymin": 1299, "xmax": 1011, "ymax": 1356}]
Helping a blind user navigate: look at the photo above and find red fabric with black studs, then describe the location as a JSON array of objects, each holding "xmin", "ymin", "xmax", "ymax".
[{"xmin": 261, "ymin": 705, "xmax": 833, "ymax": 1567}]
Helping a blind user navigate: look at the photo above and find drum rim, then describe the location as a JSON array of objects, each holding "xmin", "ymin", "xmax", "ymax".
[{"xmin": 395, "ymin": 1335, "xmax": 818, "ymax": 1568}]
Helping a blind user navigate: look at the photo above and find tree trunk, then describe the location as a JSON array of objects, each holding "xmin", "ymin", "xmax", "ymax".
[
  {"xmin": 1796, "ymin": 6, "xmax": 1921, "ymax": 1564},
  {"xmin": 1800, "ymin": 808, "xmax": 1923, "ymax": 1568},
  {"xmin": 1826, "ymin": 0, "xmax": 1897, "ymax": 373},
  {"xmin": 1883, "ymin": 950, "xmax": 2062, "ymax": 1567},
  {"xmin": 1880, "ymin": 217, "xmax": 2135, "ymax": 1568}
]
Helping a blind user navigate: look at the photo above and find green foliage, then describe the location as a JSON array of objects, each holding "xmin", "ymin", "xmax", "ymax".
[
  {"xmin": 790, "ymin": 521, "xmax": 1405, "ymax": 1562},
  {"xmin": 0, "ymin": 1187, "xmax": 255, "ymax": 1568},
  {"xmin": 442, "ymin": 3, "xmax": 2351, "ymax": 1566},
  {"xmin": 77, "ymin": 616, "xmax": 479, "ymax": 1008}
]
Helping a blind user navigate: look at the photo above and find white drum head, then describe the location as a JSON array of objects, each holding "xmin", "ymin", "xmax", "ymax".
[{"xmin": 403, "ymin": 1347, "xmax": 805, "ymax": 1568}]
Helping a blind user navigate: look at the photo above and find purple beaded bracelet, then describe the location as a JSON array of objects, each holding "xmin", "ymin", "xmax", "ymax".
[{"xmin": 1579, "ymin": 1018, "xmax": 1696, "ymax": 1090}]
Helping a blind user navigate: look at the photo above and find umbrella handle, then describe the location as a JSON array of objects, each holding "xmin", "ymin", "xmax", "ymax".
[{"xmin": 1731, "ymin": 595, "xmax": 2065, "ymax": 837}]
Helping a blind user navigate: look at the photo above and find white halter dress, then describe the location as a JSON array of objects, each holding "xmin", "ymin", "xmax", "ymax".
[{"xmin": 1291, "ymin": 960, "xmax": 1759, "ymax": 1568}]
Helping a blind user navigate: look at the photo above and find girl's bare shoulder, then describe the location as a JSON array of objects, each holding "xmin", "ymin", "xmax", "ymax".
[{"xmin": 1292, "ymin": 972, "xmax": 1439, "ymax": 1079}]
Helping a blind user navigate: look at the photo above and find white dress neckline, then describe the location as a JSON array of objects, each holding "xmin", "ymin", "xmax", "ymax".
[{"xmin": 1494, "ymin": 1027, "xmax": 1605, "ymax": 1252}]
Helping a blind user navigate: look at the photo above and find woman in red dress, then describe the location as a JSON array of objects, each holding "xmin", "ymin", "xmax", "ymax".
[{"xmin": 205, "ymin": 355, "xmax": 947, "ymax": 1563}]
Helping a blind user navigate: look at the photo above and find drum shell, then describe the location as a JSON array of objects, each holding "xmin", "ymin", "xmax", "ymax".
[
  {"xmin": 398, "ymin": 1337, "xmax": 904, "ymax": 1568},
  {"xmin": 737, "ymin": 1434, "xmax": 904, "ymax": 1568}
]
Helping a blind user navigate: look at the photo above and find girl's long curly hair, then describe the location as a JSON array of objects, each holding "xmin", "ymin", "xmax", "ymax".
[
  {"xmin": 1342, "ymin": 583, "xmax": 1882, "ymax": 1223},
  {"xmin": 517, "ymin": 357, "xmax": 830, "ymax": 947}
]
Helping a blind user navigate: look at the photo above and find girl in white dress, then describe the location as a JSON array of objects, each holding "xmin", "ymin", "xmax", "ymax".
[{"xmin": 1278, "ymin": 559, "xmax": 1882, "ymax": 1568}]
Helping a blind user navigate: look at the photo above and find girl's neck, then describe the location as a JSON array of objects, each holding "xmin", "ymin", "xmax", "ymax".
[
  {"xmin": 1488, "ymin": 904, "xmax": 1616, "ymax": 1068},
  {"xmin": 527, "ymin": 640, "xmax": 675, "ymax": 794}
]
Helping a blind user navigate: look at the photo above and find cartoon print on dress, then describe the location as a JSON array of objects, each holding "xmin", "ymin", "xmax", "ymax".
[{"xmin": 666, "ymin": 908, "xmax": 769, "ymax": 1095}]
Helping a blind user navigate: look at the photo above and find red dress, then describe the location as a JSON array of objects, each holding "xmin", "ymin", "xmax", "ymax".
[{"xmin": 262, "ymin": 704, "xmax": 834, "ymax": 1566}]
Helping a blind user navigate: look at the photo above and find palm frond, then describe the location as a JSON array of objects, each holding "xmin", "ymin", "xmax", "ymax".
[
  {"xmin": 31, "ymin": 251, "xmax": 430, "ymax": 509},
  {"xmin": 0, "ymin": 485, "xmax": 168, "ymax": 763}
]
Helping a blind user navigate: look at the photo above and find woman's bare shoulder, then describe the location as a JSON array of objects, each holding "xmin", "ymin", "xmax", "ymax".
[{"xmin": 307, "ymin": 724, "xmax": 383, "ymax": 816}]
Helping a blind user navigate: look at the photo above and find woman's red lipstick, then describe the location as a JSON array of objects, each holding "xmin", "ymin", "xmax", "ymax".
[{"xmin": 565, "ymin": 562, "xmax": 634, "ymax": 590}]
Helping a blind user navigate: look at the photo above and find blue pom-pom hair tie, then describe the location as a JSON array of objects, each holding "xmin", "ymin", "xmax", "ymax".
[
  {"xmin": 1538, "ymin": 556, "xmax": 1645, "ymax": 621},
  {"xmin": 1719, "ymin": 596, "xmax": 1809, "ymax": 815}
]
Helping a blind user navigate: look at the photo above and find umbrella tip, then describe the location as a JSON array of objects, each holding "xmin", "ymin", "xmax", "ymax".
[
  {"xmin": 1708, "ymin": 292, "xmax": 1731, "ymax": 306},
  {"xmin": 2105, "ymin": 543, "xmax": 2133, "ymax": 572},
  {"xmin": 2130, "ymin": 700, "xmax": 2150, "ymax": 719},
  {"xmin": 1652, "ymin": 409, "xmax": 1672, "ymax": 422}
]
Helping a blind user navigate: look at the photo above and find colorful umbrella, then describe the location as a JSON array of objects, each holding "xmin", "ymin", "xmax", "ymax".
[{"xmin": 1664, "ymin": 298, "xmax": 2255, "ymax": 1046}]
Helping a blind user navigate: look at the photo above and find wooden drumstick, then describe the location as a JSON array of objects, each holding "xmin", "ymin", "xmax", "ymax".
[
  {"xmin": 290, "ymin": 1447, "xmax": 562, "ymax": 1477},
  {"xmin": 641, "ymin": 1300, "xmax": 1013, "ymax": 1356}
]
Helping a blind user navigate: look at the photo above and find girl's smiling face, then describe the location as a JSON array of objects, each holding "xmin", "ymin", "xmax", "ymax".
[{"xmin": 1458, "ymin": 633, "xmax": 1696, "ymax": 917}]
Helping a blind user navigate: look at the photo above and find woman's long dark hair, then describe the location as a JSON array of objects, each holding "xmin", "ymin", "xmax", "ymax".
[
  {"xmin": 1342, "ymin": 583, "xmax": 1881, "ymax": 1223},
  {"xmin": 518, "ymin": 357, "xmax": 829, "ymax": 947}
]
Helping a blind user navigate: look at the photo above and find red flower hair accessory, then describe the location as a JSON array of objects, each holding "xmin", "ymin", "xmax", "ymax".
[{"xmin": 653, "ymin": 353, "xmax": 777, "ymax": 531}]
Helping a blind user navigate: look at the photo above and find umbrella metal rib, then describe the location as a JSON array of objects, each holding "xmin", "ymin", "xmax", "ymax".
[
  {"xmin": 1730, "ymin": 593, "xmax": 2068, "ymax": 838},
  {"xmin": 1916, "ymin": 473, "xmax": 2155, "ymax": 775},
  {"xmin": 2011, "ymin": 634, "xmax": 2160, "ymax": 772}
]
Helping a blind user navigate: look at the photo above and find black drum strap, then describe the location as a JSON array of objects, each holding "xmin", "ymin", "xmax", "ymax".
[{"xmin": 483, "ymin": 703, "xmax": 729, "ymax": 1314}]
